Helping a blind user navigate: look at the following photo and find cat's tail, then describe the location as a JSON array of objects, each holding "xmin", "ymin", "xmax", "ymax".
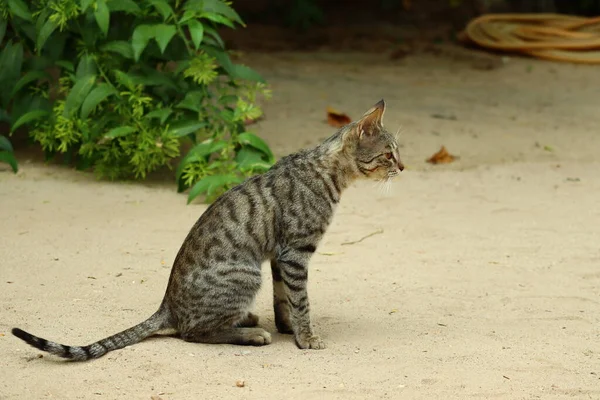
[{"xmin": 11, "ymin": 308, "xmax": 174, "ymax": 361}]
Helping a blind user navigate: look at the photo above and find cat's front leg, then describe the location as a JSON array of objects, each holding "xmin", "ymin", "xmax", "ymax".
[{"xmin": 276, "ymin": 247, "xmax": 326, "ymax": 350}]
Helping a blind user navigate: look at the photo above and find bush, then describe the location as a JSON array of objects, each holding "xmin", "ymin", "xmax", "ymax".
[{"xmin": 0, "ymin": 0, "xmax": 274, "ymax": 203}]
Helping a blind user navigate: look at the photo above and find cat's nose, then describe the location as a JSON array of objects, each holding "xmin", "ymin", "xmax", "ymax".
[{"xmin": 398, "ymin": 161, "xmax": 405, "ymax": 172}]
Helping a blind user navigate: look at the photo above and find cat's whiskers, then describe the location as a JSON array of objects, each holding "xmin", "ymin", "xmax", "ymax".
[
  {"xmin": 374, "ymin": 175, "xmax": 394, "ymax": 197},
  {"xmin": 394, "ymin": 126, "xmax": 403, "ymax": 143}
]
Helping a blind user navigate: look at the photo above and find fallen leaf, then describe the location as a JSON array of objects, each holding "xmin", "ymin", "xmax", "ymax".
[
  {"xmin": 426, "ymin": 146, "xmax": 457, "ymax": 164},
  {"xmin": 151, "ymin": 396, "xmax": 163, "ymax": 400},
  {"xmin": 326, "ymin": 107, "xmax": 351, "ymax": 128},
  {"xmin": 389, "ymin": 309, "xmax": 398, "ymax": 315}
]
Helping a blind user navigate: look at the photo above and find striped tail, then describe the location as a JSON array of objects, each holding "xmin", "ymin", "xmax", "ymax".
[{"xmin": 12, "ymin": 309, "xmax": 172, "ymax": 361}]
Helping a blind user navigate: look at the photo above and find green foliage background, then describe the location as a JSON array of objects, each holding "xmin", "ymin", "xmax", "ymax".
[{"xmin": 0, "ymin": 0, "xmax": 274, "ymax": 203}]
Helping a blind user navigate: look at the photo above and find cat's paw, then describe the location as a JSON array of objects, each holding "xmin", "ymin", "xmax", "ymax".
[
  {"xmin": 249, "ymin": 330, "xmax": 272, "ymax": 346},
  {"xmin": 295, "ymin": 334, "xmax": 326, "ymax": 350}
]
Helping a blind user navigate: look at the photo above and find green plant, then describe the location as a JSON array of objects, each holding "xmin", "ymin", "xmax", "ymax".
[
  {"xmin": 0, "ymin": 134, "xmax": 18, "ymax": 172},
  {"xmin": 0, "ymin": 0, "xmax": 274, "ymax": 202}
]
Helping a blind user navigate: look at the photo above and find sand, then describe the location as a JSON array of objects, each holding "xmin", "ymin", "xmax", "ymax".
[{"xmin": 1, "ymin": 50, "xmax": 599, "ymax": 399}]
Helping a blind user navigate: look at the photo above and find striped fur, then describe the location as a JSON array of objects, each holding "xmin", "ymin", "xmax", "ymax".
[{"xmin": 12, "ymin": 99, "xmax": 404, "ymax": 360}]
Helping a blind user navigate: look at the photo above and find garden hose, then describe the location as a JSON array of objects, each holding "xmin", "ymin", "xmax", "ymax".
[{"xmin": 461, "ymin": 13, "xmax": 600, "ymax": 64}]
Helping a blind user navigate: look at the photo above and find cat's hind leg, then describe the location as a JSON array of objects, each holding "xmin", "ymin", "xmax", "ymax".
[
  {"xmin": 181, "ymin": 327, "xmax": 272, "ymax": 346},
  {"xmin": 236, "ymin": 312, "xmax": 259, "ymax": 328}
]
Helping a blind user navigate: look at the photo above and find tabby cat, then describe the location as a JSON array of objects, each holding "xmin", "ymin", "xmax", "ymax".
[{"xmin": 12, "ymin": 99, "xmax": 404, "ymax": 361}]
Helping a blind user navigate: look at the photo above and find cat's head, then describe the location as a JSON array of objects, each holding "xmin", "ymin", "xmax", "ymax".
[{"xmin": 342, "ymin": 100, "xmax": 404, "ymax": 181}]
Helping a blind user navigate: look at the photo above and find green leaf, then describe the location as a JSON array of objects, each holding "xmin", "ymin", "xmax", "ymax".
[
  {"xmin": 0, "ymin": 18, "xmax": 7, "ymax": 44},
  {"xmin": 10, "ymin": 70, "xmax": 49, "ymax": 98},
  {"xmin": 10, "ymin": 94, "xmax": 51, "ymax": 124},
  {"xmin": 191, "ymin": 140, "xmax": 228, "ymax": 158},
  {"xmin": 175, "ymin": 139, "xmax": 227, "ymax": 190},
  {"xmin": 10, "ymin": 110, "xmax": 50, "ymax": 132},
  {"xmin": 104, "ymin": 126, "xmax": 136, "ymax": 139},
  {"xmin": 201, "ymin": 12, "xmax": 234, "ymax": 28},
  {"xmin": 94, "ymin": 0, "xmax": 110, "ymax": 36},
  {"xmin": 235, "ymin": 147, "xmax": 272, "ymax": 171},
  {"xmin": 127, "ymin": 68, "xmax": 177, "ymax": 89},
  {"xmin": 237, "ymin": 132, "xmax": 274, "ymax": 162},
  {"xmin": 80, "ymin": 83, "xmax": 118, "ymax": 119},
  {"xmin": 8, "ymin": 0, "xmax": 32, "ymax": 21},
  {"xmin": 186, "ymin": 20, "xmax": 204, "ymax": 49},
  {"xmin": 174, "ymin": 91, "xmax": 204, "ymax": 112},
  {"xmin": 203, "ymin": 0, "xmax": 245, "ymax": 25},
  {"xmin": 148, "ymin": 0, "xmax": 174, "ymax": 20},
  {"xmin": 76, "ymin": 54, "xmax": 97, "ymax": 79},
  {"xmin": 132, "ymin": 25, "xmax": 154, "ymax": 62},
  {"xmin": 179, "ymin": 10, "xmax": 196, "ymax": 24},
  {"xmin": 80, "ymin": 0, "xmax": 94, "ymax": 12},
  {"xmin": 144, "ymin": 108, "xmax": 172, "ymax": 124},
  {"xmin": 230, "ymin": 64, "xmax": 265, "ymax": 83},
  {"xmin": 187, "ymin": 174, "xmax": 242, "ymax": 204},
  {"xmin": 0, "ymin": 135, "xmax": 14, "ymax": 152},
  {"xmin": 219, "ymin": 94, "xmax": 237, "ymax": 105},
  {"xmin": 203, "ymin": 27, "xmax": 225, "ymax": 48},
  {"xmin": 63, "ymin": 75, "xmax": 96, "ymax": 116},
  {"xmin": 153, "ymin": 24, "xmax": 176, "ymax": 54},
  {"xmin": 202, "ymin": 46, "xmax": 233, "ymax": 73},
  {"xmin": 0, "ymin": 42, "xmax": 24, "ymax": 105},
  {"xmin": 106, "ymin": 0, "xmax": 141, "ymax": 14},
  {"xmin": 113, "ymin": 70, "xmax": 135, "ymax": 88},
  {"xmin": 168, "ymin": 120, "xmax": 207, "ymax": 138},
  {"xmin": 100, "ymin": 41, "xmax": 134, "ymax": 59},
  {"xmin": 0, "ymin": 151, "xmax": 18, "ymax": 173},
  {"xmin": 185, "ymin": 0, "xmax": 244, "ymax": 26},
  {"xmin": 36, "ymin": 18, "xmax": 58, "ymax": 52},
  {"xmin": 55, "ymin": 60, "xmax": 74, "ymax": 71}
]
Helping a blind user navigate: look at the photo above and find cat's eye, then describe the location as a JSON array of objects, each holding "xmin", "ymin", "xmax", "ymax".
[{"xmin": 384, "ymin": 152, "xmax": 393, "ymax": 160}]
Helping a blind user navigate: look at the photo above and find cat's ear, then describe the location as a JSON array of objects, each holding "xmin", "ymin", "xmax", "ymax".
[{"xmin": 356, "ymin": 99, "xmax": 386, "ymax": 137}]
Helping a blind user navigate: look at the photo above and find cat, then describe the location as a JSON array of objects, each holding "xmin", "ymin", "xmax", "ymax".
[{"xmin": 12, "ymin": 99, "xmax": 404, "ymax": 361}]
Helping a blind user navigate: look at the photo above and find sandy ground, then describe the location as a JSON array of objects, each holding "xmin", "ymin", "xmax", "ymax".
[{"xmin": 1, "ymin": 49, "xmax": 599, "ymax": 399}]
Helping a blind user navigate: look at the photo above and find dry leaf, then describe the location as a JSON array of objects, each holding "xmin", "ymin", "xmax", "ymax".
[
  {"xmin": 426, "ymin": 146, "xmax": 457, "ymax": 164},
  {"xmin": 244, "ymin": 115, "xmax": 264, "ymax": 126},
  {"xmin": 151, "ymin": 396, "xmax": 163, "ymax": 400},
  {"xmin": 326, "ymin": 107, "xmax": 351, "ymax": 128}
]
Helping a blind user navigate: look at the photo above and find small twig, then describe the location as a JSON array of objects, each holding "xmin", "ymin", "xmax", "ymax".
[{"xmin": 341, "ymin": 229, "xmax": 384, "ymax": 246}]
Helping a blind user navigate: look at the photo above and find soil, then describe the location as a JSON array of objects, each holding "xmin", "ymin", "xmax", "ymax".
[{"xmin": 1, "ymin": 47, "xmax": 599, "ymax": 399}]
